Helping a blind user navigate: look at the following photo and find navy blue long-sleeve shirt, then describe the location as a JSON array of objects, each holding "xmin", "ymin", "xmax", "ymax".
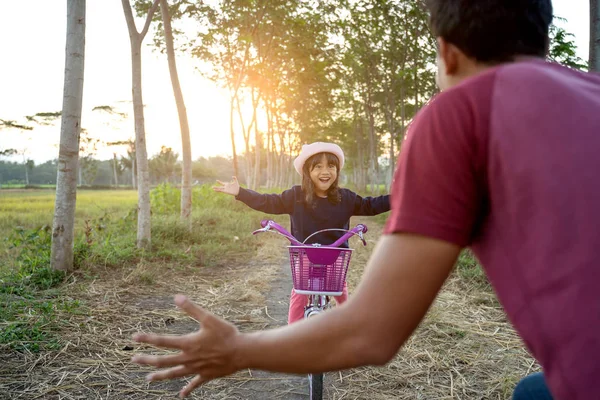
[{"xmin": 236, "ymin": 185, "xmax": 390, "ymax": 247}]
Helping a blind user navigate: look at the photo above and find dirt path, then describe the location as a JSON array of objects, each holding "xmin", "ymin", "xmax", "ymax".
[{"xmin": 216, "ymin": 261, "xmax": 309, "ymax": 400}]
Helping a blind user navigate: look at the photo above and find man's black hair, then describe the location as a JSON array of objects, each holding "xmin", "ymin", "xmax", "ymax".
[{"xmin": 425, "ymin": 0, "xmax": 553, "ymax": 63}]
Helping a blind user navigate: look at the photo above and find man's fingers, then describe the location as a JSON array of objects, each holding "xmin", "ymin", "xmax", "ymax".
[
  {"xmin": 180, "ymin": 374, "xmax": 206, "ymax": 398},
  {"xmin": 174, "ymin": 295, "xmax": 215, "ymax": 327},
  {"xmin": 216, "ymin": 180, "xmax": 225, "ymax": 185},
  {"xmin": 131, "ymin": 352, "xmax": 189, "ymax": 368},
  {"xmin": 133, "ymin": 333, "xmax": 188, "ymax": 350},
  {"xmin": 146, "ymin": 365, "xmax": 195, "ymax": 382}
]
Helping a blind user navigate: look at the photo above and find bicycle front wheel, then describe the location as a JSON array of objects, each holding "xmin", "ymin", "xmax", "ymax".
[{"xmin": 309, "ymin": 373, "xmax": 323, "ymax": 400}]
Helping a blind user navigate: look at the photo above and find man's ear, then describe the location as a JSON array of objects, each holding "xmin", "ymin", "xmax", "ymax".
[{"xmin": 438, "ymin": 38, "xmax": 459, "ymax": 76}]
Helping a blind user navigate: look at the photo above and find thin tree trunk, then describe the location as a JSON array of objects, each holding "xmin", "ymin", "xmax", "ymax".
[
  {"xmin": 399, "ymin": 80, "xmax": 406, "ymax": 150},
  {"xmin": 265, "ymin": 100, "xmax": 272, "ymax": 188},
  {"xmin": 365, "ymin": 101, "xmax": 377, "ymax": 194},
  {"xmin": 121, "ymin": 0, "xmax": 160, "ymax": 249},
  {"xmin": 354, "ymin": 115, "xmax": 366, "ymax": 193},
  {"xmin": 229, "ymin": 97, "xmax": 239, "ymax": 177},
  {"xmin": 113, "ymin": 153, "xmax": 119, "ymax": 186},
  {"xmin": 253, "ymin": 131, "xmax": 261, "ymax": 189},
  {"xmin": 131, "ymin": 45, "xmax": 152, "ymax": 247},
  {"xmin": 413, "ymin": 23, "xmax": 420, "ymax": 110},
  {"xmin": 51, "ymin": 0, "xmax": 85, "ymax": 272},
  {"xmin": 385, "ymin": 75, "xmax": 397, "ymax": 190},
  {"xmin": 236, "ymin": 91, "xmax": 258, "ymax": 189},
  {"xmin": 24, "ymin": 163, "xmax": 29, "ymax": 186},
  {"xmin": 131, "ymin": 156, "xmax": 136, "ymax": 188},
  {"xmin": 160, "ymin": 0, "xmax": 192, "ymax": 222},
  {"xmin": 591, "ymin": 0, "xmax": 600, "ymax": 71},
  {"xmin": 251, "ymin": 90, "xmax": 261, "ymax": 190}
]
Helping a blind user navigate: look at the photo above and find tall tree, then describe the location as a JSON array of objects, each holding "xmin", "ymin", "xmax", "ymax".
[
  {"xmin": 51, "ymin": 0, "xmax": 85, "ymax": 272},
  {"xmin": 159, "ymin": 0, "xmax": 193, "ymax": 221},
  {"xmin": 591, "ymin": 0, "xmax": 600, "ymax": 71},
  {"xmin": 121, "ymin": 0, "xmax": 160, "ymax": 248}
]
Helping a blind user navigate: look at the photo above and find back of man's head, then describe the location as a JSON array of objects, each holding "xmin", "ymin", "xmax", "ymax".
[{"xmin": 425, "ymin": 0, "xmax": 553, "ymax": 64}]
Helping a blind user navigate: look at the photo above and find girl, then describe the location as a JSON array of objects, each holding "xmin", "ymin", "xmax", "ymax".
[{"xmin": 213, "ymin": 142, "xmax": 390, "ymax": 324}]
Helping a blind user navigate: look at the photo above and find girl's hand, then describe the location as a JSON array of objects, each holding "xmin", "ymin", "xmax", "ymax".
[{"xmin": 213, "ymin": 176, "xmax": 240, "ymax": 196}]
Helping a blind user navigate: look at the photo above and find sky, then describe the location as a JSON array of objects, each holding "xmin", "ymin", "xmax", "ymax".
[{"xmin": 0, "ymin": 0, "xmax": 591, "ymax": 164}]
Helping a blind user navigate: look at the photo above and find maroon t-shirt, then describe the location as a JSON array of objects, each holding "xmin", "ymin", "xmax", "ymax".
[{"xmin": 384, "ymin": 60, "xmax": 600, "ymax": 399}]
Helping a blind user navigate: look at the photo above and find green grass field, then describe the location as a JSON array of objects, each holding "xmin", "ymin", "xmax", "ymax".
[
  {"xmin": 0, "ymin": 185, "xmax": 287, "ymax": 353},
  {"xmin": 0, "ymin": 190, "xmax": 138, "ymax": 238}
]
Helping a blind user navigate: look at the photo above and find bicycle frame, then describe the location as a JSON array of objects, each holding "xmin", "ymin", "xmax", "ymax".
[{"xmin": 252, "ymin": 220, "xmax": 368, "ymax": 399}]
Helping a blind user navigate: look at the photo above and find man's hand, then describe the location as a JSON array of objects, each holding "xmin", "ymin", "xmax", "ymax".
[
  {"xmin": 131, "ymin": 295, "xmax": 242, "ymax": 398},
  {"xmin": 212, "ymin": 176, "xmax": 240, "ymax": 196}
]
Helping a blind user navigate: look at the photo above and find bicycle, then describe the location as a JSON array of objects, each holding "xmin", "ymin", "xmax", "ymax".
[{"xmin": 252, "ymin": 219, "xmax": 368, "ymax": 400}]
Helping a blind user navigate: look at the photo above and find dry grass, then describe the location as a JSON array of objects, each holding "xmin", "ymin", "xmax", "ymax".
[
  {"xmin": 1, "ymin": 236, "xmax": 282, "ymax": 400},
  {"xmin": 1, "ymin": 217, "xmax": 538, "ymax": 399}
]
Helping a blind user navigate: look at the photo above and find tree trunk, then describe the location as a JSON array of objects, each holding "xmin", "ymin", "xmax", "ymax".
[
  {"xmin": 354, "ymin": 115, "xmax": 366, "ymax": 192},
  {"xmin": 24, "ymin": 163, "xmax": 29, "ymax": 186},
  {"xmin": 265, "ymin": 101, "xmax": 273, "ymax": 188},
  {"xmin": 253, "ymin": 132, "xmax": 261, "ymax": 189},
  {"xmin": 113, "ymin": 153, "xmax": 119, "ymax": 186},
  {"xmin": 365, "ymin": 102, "xmax": 377, "ymax": 194},
  {"xmin": 236, "ymin": 91, "xmax": 258, "ymax": 189},
  {"xmin": 385, "ymin": 76, "xmax": 397, "ymax": 190},
  {"xmin": 591, "ymin": 0, "xmax": 600, "ymax": 71},
  {"xmin": 121, "ymin": 0, "xmax": 160, "ymax": 249},
  {"xmin": 131, "ymin": 157, "xmax": 136, "ymax": 188},
  {"xmin": 229, "ymin": 97, "xmax": 239, "ymax": 177},
  {"xmin": 51, "ymin": 0, "xmax": 85, "ymax": 272},
  {"xmin": 251, "ymin": 89, "xmax": 262, "ymax": 190},
  {"xmin": 131, "ymin": 45, "xmax": 152, "ymax": 248},
  {"xmin": 160, "ymin": 0, "xmax": 192, "ymax": 222}
]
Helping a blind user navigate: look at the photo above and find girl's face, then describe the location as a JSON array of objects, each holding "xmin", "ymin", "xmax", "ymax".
[{"xmin": 309, "ymin": 154, "xmax": 338, "ymax": 197}]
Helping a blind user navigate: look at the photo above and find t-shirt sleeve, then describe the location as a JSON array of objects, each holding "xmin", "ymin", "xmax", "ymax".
[{"xmin": 383, "ymin": 88, "xmax": 488, "ymax": 247}]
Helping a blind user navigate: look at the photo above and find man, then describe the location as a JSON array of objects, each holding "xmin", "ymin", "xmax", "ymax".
[{"xmin": 132, "ymin": 1, "xmax": 600, "ymax": 398}]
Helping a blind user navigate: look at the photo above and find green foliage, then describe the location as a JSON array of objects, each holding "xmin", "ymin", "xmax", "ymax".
[
  {"xmin": 151, "ymin": 182, "xmax": 181, "ymax": 214},
  {"xmin": 549, "ymin": 21, "xmax": 587, "ymax": 70},
  {"xmin": 0, "ymin": 226, "xmax": 75, "ymax": 352},
  {"xmin": 149, "ymin": 146, "xmax": 179, "ymax": 184}
]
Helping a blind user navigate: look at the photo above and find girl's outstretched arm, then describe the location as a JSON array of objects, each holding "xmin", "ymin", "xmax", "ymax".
[
  {"xmin": 352, "ymin": 191, "xmax": 391, "ymax": 216},
  {"xmin": 214, "ymin": 177, "xmax": 295, "ymax": 215}
]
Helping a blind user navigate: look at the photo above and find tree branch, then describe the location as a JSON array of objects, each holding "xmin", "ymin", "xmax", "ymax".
[
  {"xmin": 140, "ymin": 0, "xmax": 161, "ymax": 40},
  {"xmin": 121, "ymin": 0, "xmax": 139, "ymax": 38}
]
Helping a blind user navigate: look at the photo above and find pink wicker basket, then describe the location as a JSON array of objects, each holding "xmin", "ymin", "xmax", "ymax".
[{"xmin": 288, "ymin": 246, "xmax": 353, "ymax": 295}]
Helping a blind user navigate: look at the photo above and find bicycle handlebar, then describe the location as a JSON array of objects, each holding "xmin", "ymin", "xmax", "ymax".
[{"xmin": 253, "ymin": 219, "xmax": 368, "ymax": 247}]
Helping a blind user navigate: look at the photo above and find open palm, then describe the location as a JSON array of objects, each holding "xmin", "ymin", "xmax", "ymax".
[
  {"xmin": 213, "ymin": 176, "xmax": 240, "ymax": 196},
  {"xmin": 131, "ymin": 295, "xmax": 241, "ymax": 398}
]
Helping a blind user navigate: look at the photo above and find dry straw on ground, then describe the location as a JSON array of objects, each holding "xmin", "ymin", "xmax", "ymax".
[{"xmin": 2, "ymin": 219, "xmax": 537, "ymax": 399}]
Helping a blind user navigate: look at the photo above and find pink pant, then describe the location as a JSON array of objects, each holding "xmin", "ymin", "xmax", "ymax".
[{"xmin": 287, "ymin": 281, "xmax": 348, "ymax": 324}]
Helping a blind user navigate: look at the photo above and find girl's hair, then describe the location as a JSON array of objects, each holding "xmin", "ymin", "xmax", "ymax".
[{"xmin": 301, "ymin": 152, "xmax": 341, "ymax": 208}]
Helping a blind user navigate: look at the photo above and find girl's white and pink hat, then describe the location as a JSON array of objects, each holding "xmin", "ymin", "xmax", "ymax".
[{"xmin": 293, "ymin": 142, "xmax": 345, "ymax": 176}]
